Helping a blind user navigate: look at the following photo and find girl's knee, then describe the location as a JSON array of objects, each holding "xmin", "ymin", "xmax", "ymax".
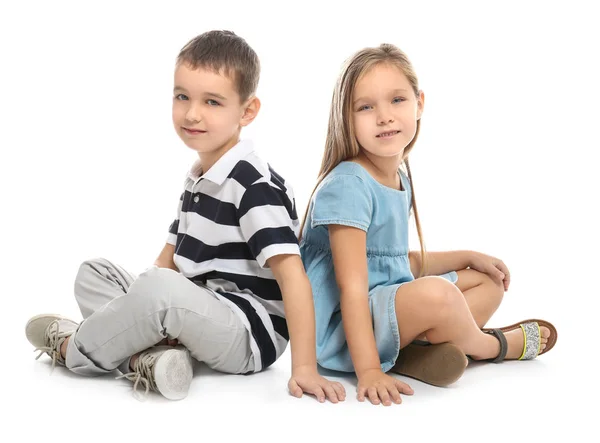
[
  {"xmin": 458, "ymin": 268, "xmax": 504, "ymax": 306},
  {"xmin": 429, "ymin": 277, "xmax": 465, "ymax": 312},
  {"xmin": 476, "ymin": 271, "xmax": 505, "ymax": 304},
  {"xmin": 467, "ymin": 269, "xmax": 503, "ymax": 291},
  {"xmin": 397, "ymin": 276, "xmax": 463, "ymax": 312}
]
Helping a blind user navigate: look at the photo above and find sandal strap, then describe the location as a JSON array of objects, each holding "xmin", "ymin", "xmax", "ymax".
[
  {"xmin": 519, "ymin": 322, "xmax": 541, "ymax": 360},
  {"xmin": 486, "ymin": 328, "xmax": 508, "ymax": 363}
]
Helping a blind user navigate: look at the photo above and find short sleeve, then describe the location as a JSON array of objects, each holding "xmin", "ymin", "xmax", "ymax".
[
  {"xmin": 311, "ymin": 174, "xmax": 372, "ymax": 231},
  {"xmin": 399, "ymin": 169, "xmax": 412, "ymax": 211},
  {"xmin": 238, "ymin": 182, "xmax": 300, "ymax": 268},
  {"xmin": 166, "ymin": 191, "xmax": 184, "ymax": 246}
]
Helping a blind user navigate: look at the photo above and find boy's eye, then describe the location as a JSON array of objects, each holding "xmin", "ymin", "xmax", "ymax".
[
  {"xmin": 392, "ymin": 97, "xmax": 405, "ymax": 104},
  {"xmin": 175, "ymin": 93, "xmax": 189, "ymax": 101},
  {"xmin": 206, "ymin": 99, "xmax": 220, "ymax": 106}
]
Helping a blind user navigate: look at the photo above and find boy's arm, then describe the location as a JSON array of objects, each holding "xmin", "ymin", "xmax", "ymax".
[
  {"xmin": 159, "ymin": 188, "xmax": 184, "ymax": 271},
  {"xmin": 237, "ymin": 181, "xmax": 344, "ymax": 402},
  {"xmin": 268, "ymin": 253, "xmax": 345, "ymax": 403},
  {"xmin": 268, "ymin": 254, "xmax": 317, "ymax": 370},
  {"xmin": 154, "ymin": 243, "xmax": 179, "ymax": 271}
]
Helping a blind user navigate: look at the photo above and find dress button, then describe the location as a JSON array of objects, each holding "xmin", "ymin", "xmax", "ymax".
[{"xmin": 194, "ymin": 195, "xmax": 199, "ymax": 203}]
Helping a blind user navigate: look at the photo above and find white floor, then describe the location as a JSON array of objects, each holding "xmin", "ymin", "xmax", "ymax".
[
  {"xmin": 3, "ymin": 2, "xmax": 599, "ymax": 441},
  {"xmin": 7, "ymin": 313, "xmax": 593, "ymax": 442}
]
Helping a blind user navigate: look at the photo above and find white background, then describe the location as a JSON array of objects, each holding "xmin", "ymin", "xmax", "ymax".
[{"xmin": 1, "ymin": 0, "xmax": 598, "ymax": 441}]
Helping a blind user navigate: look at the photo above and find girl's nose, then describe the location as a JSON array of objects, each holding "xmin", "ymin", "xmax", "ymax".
[
  {"xmin": 377, "ymin": 107, "xmax": 394, "ymax": 125},
  {"xmin": 378, "ymin": 115, "xmax": 394, "ymax": 125}
]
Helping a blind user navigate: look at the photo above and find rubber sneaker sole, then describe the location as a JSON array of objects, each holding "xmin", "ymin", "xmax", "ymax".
[{"xmin": 153, "ymin": 348, "xmax": 194, "ymax": 400}]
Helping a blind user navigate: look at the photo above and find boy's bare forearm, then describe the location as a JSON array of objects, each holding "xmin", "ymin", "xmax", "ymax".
[
  {"xmin": 281, "ymin": 277, "xmax": 318, "ymax": 370},
  {"xmin": 409, "ymin": 250, "xmax": 471, "ymax": 277},
  {"xmin": 269, "ymin": 255, "xmax": 318, "ymax": 371}
]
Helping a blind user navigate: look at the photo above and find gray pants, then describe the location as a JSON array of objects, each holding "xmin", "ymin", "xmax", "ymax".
[{"xmin": 66, "ymin": 258, "xmax": 254, "ymax": 376}]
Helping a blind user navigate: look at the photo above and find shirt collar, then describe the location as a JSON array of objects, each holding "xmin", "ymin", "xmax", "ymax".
[{"xmin": 187, "ymin": 139, "xmax": 255, "ymax": 185}]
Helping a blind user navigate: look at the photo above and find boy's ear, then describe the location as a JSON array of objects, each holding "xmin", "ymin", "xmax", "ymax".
[{"xmin": 240, "ymin": 96, "xmax": 261, "ymax": 127}]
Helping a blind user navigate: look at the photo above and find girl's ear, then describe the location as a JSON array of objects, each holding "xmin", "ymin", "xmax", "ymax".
[
  {"xmin": 240, "ymin": 96, "xmax": 261, "ymax": 127},
  {"xmin": 417, "ymin": 90, "xmax": 425, "ymax": 120}
]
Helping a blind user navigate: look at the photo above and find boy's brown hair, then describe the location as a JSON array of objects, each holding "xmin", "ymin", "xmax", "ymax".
[{"xmin": 177, "ymin": 30, "xmax": 260, "ymax": 102}]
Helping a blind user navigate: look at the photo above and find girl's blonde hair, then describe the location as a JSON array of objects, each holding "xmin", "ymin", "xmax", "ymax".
[{"xmin": 299, "ymin": 43, "xmax": 428, "ymax": 277}]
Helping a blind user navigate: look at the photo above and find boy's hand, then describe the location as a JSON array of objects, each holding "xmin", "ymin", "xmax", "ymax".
[
  {"xmin": 288, "ymin": 365, "xmax": 346, "ymax": 403},
  {"xmin": 357, "ymin": 369, "xmax": 413, "ymax": 406}
]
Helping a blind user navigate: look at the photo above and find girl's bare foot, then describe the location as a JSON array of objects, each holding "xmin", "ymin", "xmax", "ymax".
[
  {"xmin": 472, "ymin": 326, "xmax": 550, "ymax": 361},
  {"xmin": 503, "ymin": 326, "xmax": 550, "ymax": 359}
]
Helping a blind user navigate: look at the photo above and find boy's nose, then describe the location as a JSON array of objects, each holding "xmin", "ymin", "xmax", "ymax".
[{"xmin": 185, "ymin": 105, "xmax": 202, "ymax": 123}]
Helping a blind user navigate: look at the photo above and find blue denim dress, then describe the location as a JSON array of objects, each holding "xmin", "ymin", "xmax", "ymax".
[{"xmin": 300, "ymin": 161, "xmax": 457, "ymax": 372}]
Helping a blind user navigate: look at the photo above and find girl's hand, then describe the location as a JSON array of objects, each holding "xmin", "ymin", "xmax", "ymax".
[
  {"xmin": 357, "ymin": 369, "xmax": 413, "ymax": 406},
  {"xmin": 468, "ymin": 251, "xmax": 510, "ymax": 291},
  {"xmin": 288, "ymin": 365, "xmax": 346, "ymax": 403}
]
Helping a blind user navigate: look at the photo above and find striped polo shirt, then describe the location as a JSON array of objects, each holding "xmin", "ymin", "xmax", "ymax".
[{"xmin": 167, "ymin": 139, "xmax": 300, "ymax": 373}]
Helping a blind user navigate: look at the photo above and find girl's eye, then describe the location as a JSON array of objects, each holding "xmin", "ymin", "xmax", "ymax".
[
  {"xmin": 207, "ymin": 99, "xmax": 220, "ymax": 106},
  {"xmin": 175, "ymin": 93, "xmax": 188, "ymax": 101},
  {"xmin": 357, "ymin": 105, "xmax": 372, "ymax": 111}
]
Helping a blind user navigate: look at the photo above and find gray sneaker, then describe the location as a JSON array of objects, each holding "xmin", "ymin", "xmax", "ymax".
[
  {"xmin": 117, "ymin": 345, "xmax": 193, "ymax": 401},
  {"xmin": 25, "ymin": 314, "xmax": 79, "ymax": 371}
]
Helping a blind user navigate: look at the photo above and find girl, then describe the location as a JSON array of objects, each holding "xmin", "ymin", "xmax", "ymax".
[{"xmin": 299, "ymin": 43, "xmax": 557, "ymax": 406}]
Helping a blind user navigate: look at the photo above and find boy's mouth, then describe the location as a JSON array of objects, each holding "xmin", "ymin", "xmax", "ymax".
[
  {"xmin": 183, "ymin": 127, "xmax": 207, "ymax": 135},
  {"xmin": 376, "ymin": 130, "xmax": 400, "ymax": 138}
]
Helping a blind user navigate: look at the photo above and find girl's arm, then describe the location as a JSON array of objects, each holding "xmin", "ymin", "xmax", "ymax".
[
  {"xmin": 409, "ymin": 250, "xmax": 510, "ymax": 289},
  {"xmin": 268, "ymin": 254, "xmax": 345, "ymax": 403},
  {"xmin": 408, "ymin": 250, "xmax": 471, "ymax": 277},
  {"xmin": 329, "ymin": 225, "xmax": 383, "ymax": 376},
  {"xmin": 330, "ymin": 225, "xmax": 412, "ymax": 405}
]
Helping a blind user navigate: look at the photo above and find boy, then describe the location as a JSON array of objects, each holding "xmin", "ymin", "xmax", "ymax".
[{"xmin": 26, "ymin": 30, "xmax": 345, "ymax": 403}]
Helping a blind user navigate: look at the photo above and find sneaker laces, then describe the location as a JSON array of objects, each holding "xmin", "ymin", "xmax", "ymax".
[
  {"xmin": 33, "ymin": 319, "xmax": 71, "ymax": 372},
  {"xmin": 116, "ymin": 351, "xmax": 160, "ymax": 401}
]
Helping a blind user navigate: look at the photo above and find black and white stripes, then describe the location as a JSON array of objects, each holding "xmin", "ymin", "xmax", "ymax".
[{"xmin": 167, "ymin": 140, "xmax": 300, "ymax": 372}]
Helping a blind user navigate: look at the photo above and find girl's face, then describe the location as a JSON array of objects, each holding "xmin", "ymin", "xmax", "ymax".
[{"xmin": 351, "ymin": 63, "xmax": 424, "ymax": 160}]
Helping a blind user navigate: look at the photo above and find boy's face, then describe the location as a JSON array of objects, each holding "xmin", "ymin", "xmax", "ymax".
[
  {"xmin": 172, "ymin": 64, "xmax": 257, "ymax": 158},
  {"xmin": 351, "ymin": 63, "xmax": 424, "ymax": 160}
]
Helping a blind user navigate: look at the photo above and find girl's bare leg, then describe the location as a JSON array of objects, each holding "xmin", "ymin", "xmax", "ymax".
[
  {"xmin": 394, "ymin": 277, "xmax": 549, "ymax": 360},
  {"xmin": 455, "ymin": 269, "xmax": 504, "ymax": 328}
]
